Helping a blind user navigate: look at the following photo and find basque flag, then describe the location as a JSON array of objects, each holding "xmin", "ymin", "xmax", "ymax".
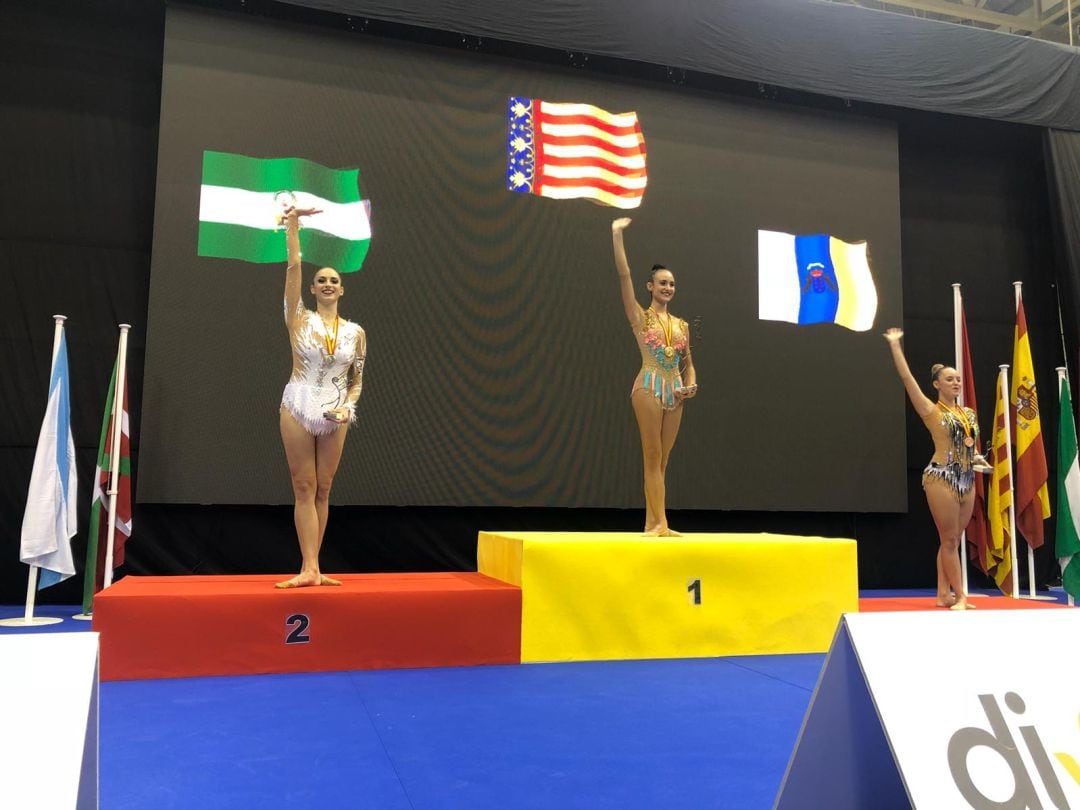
[{"xmin": 758, "ymin": 230, "xmax": 878, "ymax": 332}]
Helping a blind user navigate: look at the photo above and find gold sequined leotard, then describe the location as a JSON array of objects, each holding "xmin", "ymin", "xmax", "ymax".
[
  {"xmin": 632, "ymin": 306, "xmax": 688, "ymax": 410},
  {"xmin": 920, "ymin": 402, "xmax": 979, "ymax": 500}
]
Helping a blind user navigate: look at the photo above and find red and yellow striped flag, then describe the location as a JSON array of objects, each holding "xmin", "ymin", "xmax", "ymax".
[
  {"xmin": 1011, "ymin": 293, "xmax": 1051, "ymax": 548},
  {"xmin": 987, "ymin": 369, "xmax": 1015, "ymax": 595}
]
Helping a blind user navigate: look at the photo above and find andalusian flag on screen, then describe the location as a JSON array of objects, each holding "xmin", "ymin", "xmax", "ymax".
[
  {"xmin": 987, "ymin": 369, "xmax": 1015, "ymax": 595},
  {"xmin": 1011, "ymin": 293, "xmax": 1051, "ymax": 548},
  {"xmin": 1057, "ymin": 375, "xmax": 1080, "ymax": 600},
  {"xmin": 198, "ymin": 150, "xmax": 372, "ymax": 272},
  {"xmin": 81, "ymin": 356, "xmax": 132, "ymax": 614},
  {"xmin": 506, "ymin": 97, "xmax": 647, "ymax": 209},
  {"xmin": 758, "ymin": 231, "xmax": 878, "ymax": 332}
]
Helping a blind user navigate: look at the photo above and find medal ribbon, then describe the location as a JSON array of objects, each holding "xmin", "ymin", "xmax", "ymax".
[
  {"xmin": 938, "ymin": 401, "xmax": 973, "ymax": 445},
  {"xmin": 322, "ymin": 316, "xmax": 339, "ymax": 358}
]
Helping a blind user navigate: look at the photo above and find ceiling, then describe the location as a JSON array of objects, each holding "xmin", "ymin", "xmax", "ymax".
[{"xmin": 826, "ymin": 0, "xmax": 1078, "ymax": 43}]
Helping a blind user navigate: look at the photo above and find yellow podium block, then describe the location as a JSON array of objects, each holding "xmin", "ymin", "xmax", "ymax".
[{"xmin": 478, "ymin": 531, "xmax": 858, "ymax": 663}]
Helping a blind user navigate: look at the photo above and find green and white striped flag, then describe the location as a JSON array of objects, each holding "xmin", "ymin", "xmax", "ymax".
[
  {"xmin": 1057, "ymin": 374, "xmax": 1080, "ymax": 600},
  {"xmin": 198, "ymin": 150, "xmax": 371, "ymax": 272}
]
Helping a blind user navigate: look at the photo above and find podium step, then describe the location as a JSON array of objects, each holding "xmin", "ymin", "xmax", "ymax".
[
  {"xmin": 93, "ymin": 573, "xmax": 521, "ymax": 681},
  {"xmin": 478, "ymin": 531, "xmax": 858, "ymax": 663}
]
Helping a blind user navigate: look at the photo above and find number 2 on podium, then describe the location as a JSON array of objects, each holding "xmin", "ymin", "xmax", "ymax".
[
  {"xmin": 687, "ymin": 578, "xmax": 701, "ymax": 605},
  {"xmin": 285, "ymin": 613, "xmax": 311, "ymax": 644}
]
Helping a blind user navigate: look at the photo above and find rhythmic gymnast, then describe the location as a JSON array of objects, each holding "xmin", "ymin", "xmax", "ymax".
[
  {"xmin": 612, "ymin": 217, "xmax": 697, "ymax": 536},
  {"xmin": 884, "ymin": 327, "xmax": 989, "ymax": 609},
  {"xmin": 275, "ymin": 206, "xmax": 366, "ymax": 588}
]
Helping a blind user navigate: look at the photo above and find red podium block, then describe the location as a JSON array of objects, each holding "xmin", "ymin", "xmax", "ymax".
[{"xmin": 92, "ymin": 573, "xmax": 521, "ymax": 681}]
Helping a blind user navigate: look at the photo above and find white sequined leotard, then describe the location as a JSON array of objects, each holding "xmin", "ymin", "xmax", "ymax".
[{"xmin": 281, "ymin": 298, "xmax": 366, "ymax": 437}]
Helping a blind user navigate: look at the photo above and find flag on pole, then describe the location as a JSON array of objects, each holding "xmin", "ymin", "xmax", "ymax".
[
  {"xmin": 506, "ymin": 97, "xmax": 647, "ymax": 209},
  {"xmin": 1011, "ymin": 293, "xmax": 1051, "ymax": 548},
  {"xmin": 1056, "ymin": 374, "xmax": 1080, "ymax": 601},
  {"xmin": 958, "ymin": 299, "xmax": 990, "ymax": 573},
  {"xmin": 987, "ymin": 371, "xmax": 1015, "ymax": 595},
  {"xmin": 81, "ymin": 356, "xmax": 132, "ymax": 614},
  {"xmin": 757, "ymin": 230, "xmax": 878, "ymax": 332},
  {"xmin": 20, "ymin": 328, "xmax": 77, "ymax": 589},
  {"xmin": 198, "ymin": 150, "xmax": 372, "ymax": 272}
]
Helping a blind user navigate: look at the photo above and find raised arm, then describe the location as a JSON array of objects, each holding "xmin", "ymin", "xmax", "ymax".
[
  {"xmin": 282, "ymin": 207, "xmax": 322, "ymax": 330},
  {"xmin": 283, "ymin": 209, "xmax": 303, "ymax": 329},
  {"xmin": 612, "ymin": 218, "xmax": 644, "ymax": 328},
  {"xmin": 883, "ymin": 327, "xmax": 935, "ymax": 417}
]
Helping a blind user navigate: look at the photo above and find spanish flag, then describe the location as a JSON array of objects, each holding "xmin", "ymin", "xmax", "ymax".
[
  {"xmin": 1011, "ymin": 291, "xmax": 1051, "ymax": 548},
  {"xmin": 987, "ymin": 368, "xmax": 1015, "ymax": 595}
]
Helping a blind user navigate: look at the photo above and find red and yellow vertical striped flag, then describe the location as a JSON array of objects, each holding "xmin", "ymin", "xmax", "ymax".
[
  {"xmin": 1011, "ymin": 292, "xmax": 1051, "ymax": 548},
  {"xmin": 987, "ymin": 369, "xmax": 1015, "ymax": 595}
]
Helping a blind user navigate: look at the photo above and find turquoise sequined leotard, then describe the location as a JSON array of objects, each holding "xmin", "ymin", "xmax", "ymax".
[{"xmin": 632, "ymin": 307, "xmax": 688, "ymax": 410}]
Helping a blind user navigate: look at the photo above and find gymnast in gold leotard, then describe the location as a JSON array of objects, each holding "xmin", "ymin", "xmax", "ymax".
[
  {"xmin": 884, "ymin": 327, "xmax": 989, "ymax": 609},
  {"xmin": 612, "ymin": 217, "xmax": 697, "ymax": 536}
]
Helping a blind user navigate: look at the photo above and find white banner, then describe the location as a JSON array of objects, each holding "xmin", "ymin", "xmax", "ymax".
[{"xmin": 777, "ymin": 610, "xmax": 1080, "ymax": 809}]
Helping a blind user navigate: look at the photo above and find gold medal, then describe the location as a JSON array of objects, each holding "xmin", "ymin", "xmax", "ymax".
[
  {"xmin": 321, "ymin": 315, "xmax": 339, "ymax": 364},
  {"xmin": 651, "ymin": 308, "xmax": 675, "ymax": 360},
  {"xmin": 964, "ymin": 437, "xmax": 974, "ymax": 447}
]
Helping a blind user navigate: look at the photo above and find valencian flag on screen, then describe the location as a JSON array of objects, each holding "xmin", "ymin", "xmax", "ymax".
[
  {"xmin": 198, "ymin": 150, "xmax": 372, "ymax": 272},
  {"xmin": 1011, "ymin": 291, "xmax": 1051, "ymax": 548},
  {"xmin": 506, "ymin": 97, "xmax": 647, "ymax": 209},
  {"xmin": 758, "ymin": 230, "xmax": 878, "ymax": 332},
  {"xmin": 81, "ymin": 356, "xmax": 132, "ymax": 614}
]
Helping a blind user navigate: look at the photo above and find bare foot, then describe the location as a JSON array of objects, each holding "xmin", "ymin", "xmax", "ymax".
[
  {"xmin": 642, "ymin": 524, "xmax": 663, "ymax": 536},
  {"xmin": 660, "ymin": 528, "xmax": 682, "ymax": 537},
  {"xmin": 275, "ymin": 571, "xmax": 321, "ymax": 589},
  {"xmin": 319, "ymin": 575, "xmax": 342, "ymax": 586},
  {"xmin": 936, "ymin": 594, "xmax": 957, "ymax": 607},
  {"xmin": 949, "ymin": 600, "xmax": 977, "ymax": 610}
]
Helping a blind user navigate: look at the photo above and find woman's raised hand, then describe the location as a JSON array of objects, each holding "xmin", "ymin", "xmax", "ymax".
[
  {"xmin": 612, "ymin": 217, "xmax": 632, "ymax": 233},
  {"xmin": 883, "ymin": 327, "xmax": 904, "ymax": 343},
  {"xmin": 285, "ymin": 205, "xmax": 323, "ymax": 222}
]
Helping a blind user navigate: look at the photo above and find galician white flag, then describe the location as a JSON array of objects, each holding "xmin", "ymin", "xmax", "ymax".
[{"xmin": 20, "ymin": 326, "xmax": 78, "ymax": 588}]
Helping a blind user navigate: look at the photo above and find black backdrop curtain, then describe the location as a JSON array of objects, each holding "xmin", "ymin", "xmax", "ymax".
[
  {"xmin": 278, "ymin": 0, "xmax": 1080, "ymax": 131},
  {"xmin": 1046, "ymin": 129, "xmax": 1080, "ymax": 385},
  {"xmin": 0, "ymin": 0, "xmax": 1067, "ymax": 604}
]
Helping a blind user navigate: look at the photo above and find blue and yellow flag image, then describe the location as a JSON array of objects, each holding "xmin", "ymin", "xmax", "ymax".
[{"xmin": 758, "ymin": 230, "xmax": 878, "ymax": 332}]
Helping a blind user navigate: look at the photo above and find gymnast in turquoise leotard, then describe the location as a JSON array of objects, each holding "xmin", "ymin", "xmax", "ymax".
[{"xmin": 612, "ymin": 217, "xmax": 698, "ymax": 537}]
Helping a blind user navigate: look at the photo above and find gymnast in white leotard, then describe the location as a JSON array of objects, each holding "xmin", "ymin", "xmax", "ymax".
[
  {"xmin": 276, "ymin": 206, "xmax": 366, "ymax": 589},
  {"xmin": 611, "ymin": 217, "xmax": 697, "ymax": 537}
]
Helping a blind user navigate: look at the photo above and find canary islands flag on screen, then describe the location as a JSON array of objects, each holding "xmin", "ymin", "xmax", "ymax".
[{"xmin": 758, "ymin": 230, "xmax": 878, "ymax": 332}]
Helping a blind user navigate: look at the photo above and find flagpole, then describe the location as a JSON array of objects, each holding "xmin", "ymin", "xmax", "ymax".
[
  {"xmin": 1001, "ymin": 364, "xmax": 1020, "ymax": 599},
  {"xmin": 103, "ymin": 324, "xmax": 131, "ymax": 590},
  {"xmin": 953, "ymin": 283, "xmax": 970, "ymax": 596},
  {"xmin": 1058, "ymin": 367, "xmax": 1077, "ymax": 607},
  {"xmin": 2, "ymin": 316, "xmax": 68, "ymax": 627}
]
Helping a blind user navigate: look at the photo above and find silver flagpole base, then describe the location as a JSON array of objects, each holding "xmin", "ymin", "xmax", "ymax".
[{"xmin": 0, "ymin": 616, "xmax": 63, "ymax": 627}]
